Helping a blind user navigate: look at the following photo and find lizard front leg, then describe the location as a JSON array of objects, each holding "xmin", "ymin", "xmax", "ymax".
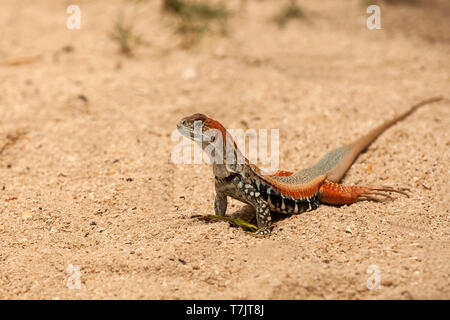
[
  {"xmin": 233, "ymin": 177, "xmax": 272, "ymax": 235},
  {"xmin": 254, "ymin": 197, "xmax": 272, "ymax": 235},
  {"xmin": 214, "ymin": 192, "xmax": 228, "ymax": 216}
]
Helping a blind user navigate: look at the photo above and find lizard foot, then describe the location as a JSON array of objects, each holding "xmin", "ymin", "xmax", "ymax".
[
  {"xmin": 319, "ymin": 180, "xmax": 410, "ymax": 205},
  {"xmin": 357, "ymin": 186, "xmax": 410, "ymax": 202},
  {"xmin": 206, "ymin": 215, "xmax": 259, "ymax": 232},
  {"xmin": 252, "ymin": 227, "xmax": 271, "ymax": 237}
]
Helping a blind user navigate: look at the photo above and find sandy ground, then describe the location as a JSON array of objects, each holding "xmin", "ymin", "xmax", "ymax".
[{"xmin": 0, "ymin": 0, "xmax": 449, "ymax": 299}]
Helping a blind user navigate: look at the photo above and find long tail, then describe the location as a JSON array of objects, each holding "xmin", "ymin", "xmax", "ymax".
[{"xmin": 325, "ymin": 96, "xmax": 443, "ymax": 182}]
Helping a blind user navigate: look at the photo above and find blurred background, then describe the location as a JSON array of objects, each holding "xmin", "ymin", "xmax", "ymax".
[{"xmin": 0, "ymin": 0, "xmax": 448, "ymax": 299}]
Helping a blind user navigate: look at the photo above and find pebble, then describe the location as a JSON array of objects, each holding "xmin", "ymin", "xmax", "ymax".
[
  {"xmin": 21, "ymin": 212, "xmax": 32, "ymax": 220},
  {"xmin": 182, "ymin": 67, "xmax": 197, "ymax": 80}
]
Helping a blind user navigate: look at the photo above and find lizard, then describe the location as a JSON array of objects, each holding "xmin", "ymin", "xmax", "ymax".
[{"xmin": 177, "ymin": 96, "xmax": 443, "ymax": 235}]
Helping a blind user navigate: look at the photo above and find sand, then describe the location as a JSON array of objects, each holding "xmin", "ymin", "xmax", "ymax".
[{"xmin": 0, "ymin": 0, "xmax": 448, "ymax": 299}]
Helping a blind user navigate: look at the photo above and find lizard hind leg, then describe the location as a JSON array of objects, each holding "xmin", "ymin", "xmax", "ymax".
[{"xmin": 318, "ymin": 180, "xmax": 409, "ymax": 205}]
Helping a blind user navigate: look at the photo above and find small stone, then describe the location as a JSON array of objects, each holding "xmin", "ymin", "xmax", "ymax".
[
  {"xmin": 382, "ymin": 279, "xmax": 394, "ymax": 287},
  {"xmin": 214, "ymin": 47, "xmax": 226, "ymax": 58},
  {"xmin": 182, "ymin": 67, "xmax": 197, "ymax": 80},
  {"xmin": 421, "ymin": 183, "xmax": 431, "ymax": 190},
  {"xmin": 22, "ymin": 212, "xmax": 33, "ymax": 220}
]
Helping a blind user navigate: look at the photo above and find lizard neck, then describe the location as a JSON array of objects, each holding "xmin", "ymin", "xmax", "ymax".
[
  {"xmin": 206, "ymin": 118, "xmax": 258, "ymax": 180},
  {"xmin": 213, "ymin": 163, "xmax": 233, "ymax": 178}
]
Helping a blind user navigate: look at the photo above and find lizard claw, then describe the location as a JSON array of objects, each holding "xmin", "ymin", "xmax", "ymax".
[
  {"xmin": 379, "ymin": 186, "xmax": 410, "ymax": 196},
  {"xmin": 358, "ymin": 186, "xmax": 410, "ymax": 202},
  {"xmin": 252, "ymin": 227, "xmax": 271, "ymax": 237},
  {"xmin": 206, "ymin": 215, "xmax": 259, "ymax": 232}
]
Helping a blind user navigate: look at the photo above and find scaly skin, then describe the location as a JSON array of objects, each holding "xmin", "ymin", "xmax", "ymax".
[{"xmin": 177, "ymin": 97, "xmax": 443, "ymax": 235}]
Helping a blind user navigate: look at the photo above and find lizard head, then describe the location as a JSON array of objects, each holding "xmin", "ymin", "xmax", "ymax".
[
  {"xmin": 177, "ymin": 113, "xmax": 249, "ymax": 170},
  {"xmin": 177, "ymin": 113, "xmax": 227, "ymax": 147}
]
